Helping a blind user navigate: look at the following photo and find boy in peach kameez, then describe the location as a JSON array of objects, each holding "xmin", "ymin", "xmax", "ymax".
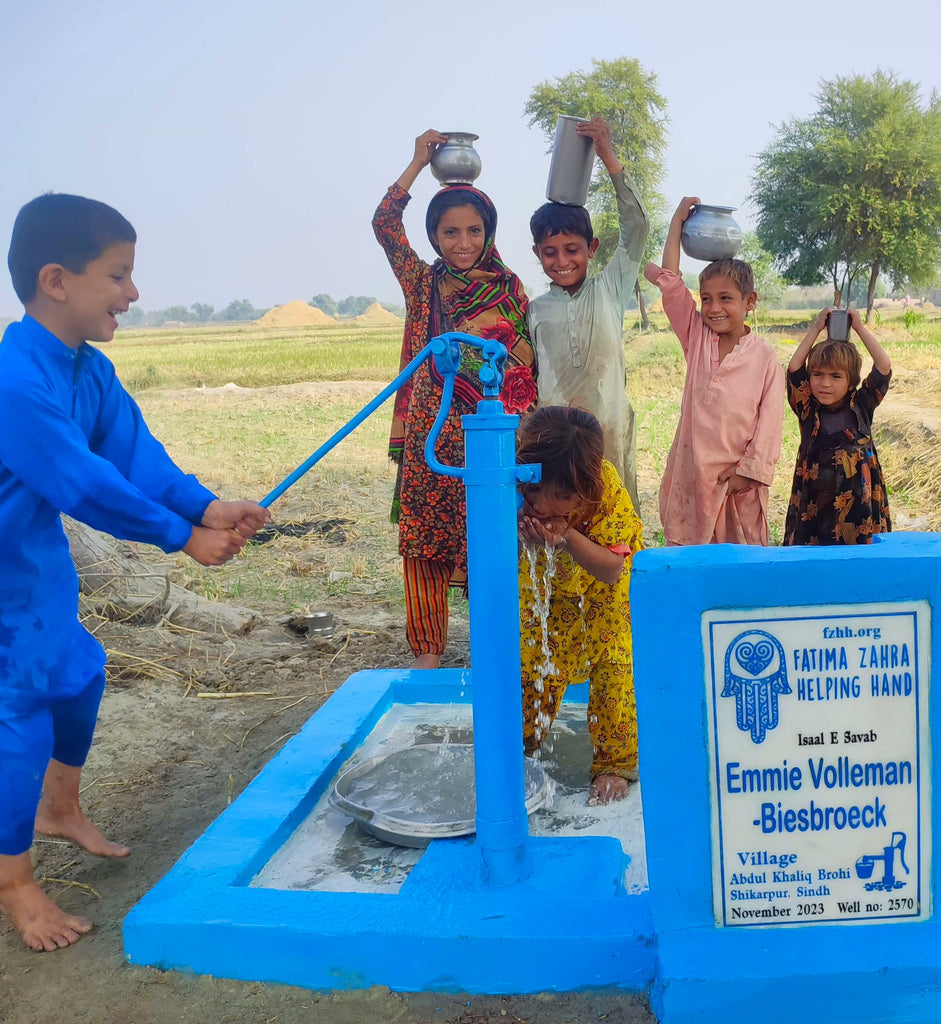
[{"xmin": 644, "ymin": 197, "xmax": 784, "ymax": 545}]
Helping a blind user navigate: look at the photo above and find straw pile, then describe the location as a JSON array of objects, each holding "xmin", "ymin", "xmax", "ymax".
[
  {"xmin": 354, "ymin": 302, "xmax": 402, "ymax": 325},
  {"xmin": 255, "ymin": 301, "xmax": 336, "ymax": 328},
  {"xmin": 878, "ymin": 396, "xmax": 941, "ymax": 530}
]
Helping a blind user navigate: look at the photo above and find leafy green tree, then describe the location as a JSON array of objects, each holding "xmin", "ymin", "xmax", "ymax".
[
  {"xmin": 218, "ymin": 299, "xmax": 256, "ymax": 322},
  {"xmin": 310, "ymin": 293, "xmax": 338, "ymax": 316},
  {"xmin": 159, "ymin": 306, "xmax": 192, "ymax": 323},
  {"xmin": 190, "ymin": 302, "xmax": 214, "ymax": 322},
  {"xmin": 751, "ymin": 70, "xmax": 941, "ymax": 317},
  {"xmin": 738, "ymin": 233, "xmax": 786, "ymax": 310},
  {"xmin": 118, "ymin": 307, "xmax": 145, "ymax": 327},
  {"xmin": 337, "ymin": 295, "xmax": 378, "ymax": 317},
  {"xmin": 524, "ymin": 57, "xmax": 669, "ymax": 326}
]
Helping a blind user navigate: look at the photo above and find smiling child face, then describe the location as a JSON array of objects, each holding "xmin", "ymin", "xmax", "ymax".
[
  {"xmin": 434, "ymin": 206, "xmax": 486, "ymax": 271},
  {"xmin": 699, "ymin": 273, "xmax": 756, "ymax": 339},
  {"xmin": 58, "ymin": 241, "xmax": 139, "ymax": 346},
  {"xmin": 533, "ymin": 231, "xmax": 599, "ymax": 295}
]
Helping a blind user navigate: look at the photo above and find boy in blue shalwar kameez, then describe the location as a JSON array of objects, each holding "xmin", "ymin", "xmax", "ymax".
[{"xmin": 0, "ymin": 194, "xmax": 268, "ymax": 952}]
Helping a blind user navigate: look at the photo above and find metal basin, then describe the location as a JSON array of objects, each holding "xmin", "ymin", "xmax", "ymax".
[{"xmin": 329, "ymin": 743, "xmax": 549, "ymax": 848}]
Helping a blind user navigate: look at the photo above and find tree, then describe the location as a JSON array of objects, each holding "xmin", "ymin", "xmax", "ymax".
[
  {"xmin": 310, "ymin": 293, "xmax": 338, "ymax": 317},
  {"xmin": 524, "ymin": 57, "xmax": 669, "ymax": 326},
  {"xmin": 118, "ymin": 307, "xmax": 145, "ymax": 327},
  {"xmin": 738, "ymin": 233, "xmax": 785, "ymax": 310},
  {"xmin": 337, "ymin": 295, "xmax": 378, "ymax": 317},
  {"xmin": 218, "ymin": 299, "xmax": 257, "ymax": 322},
  {"xmin": 751, "ymin": 70, "xmax": 941, "ymax": 317},
  {"xmin": 190, "ymin": 302, "xmax": 214, "ymax": 322},
  {"xmin": 159, "ymin": 306, "xmax": 192, "ymax": 323}
]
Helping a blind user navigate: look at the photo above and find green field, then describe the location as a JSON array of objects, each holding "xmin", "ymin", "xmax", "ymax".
[
  {"xmin": 108, "ymin": 323, "xmax": 403, "ymax": 391},
  {"xmin": 102, "ymin": 312, "xmax": 941, "ymax": 608}
]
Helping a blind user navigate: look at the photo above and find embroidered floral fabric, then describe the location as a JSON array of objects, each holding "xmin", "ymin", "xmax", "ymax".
[
  {"xmin": 373, "ymin": 185, "xmax": 536, "ymax": 567},
  {"xmin": 519, "ymin": 461, "xmax": 643, "ymax": 778}
]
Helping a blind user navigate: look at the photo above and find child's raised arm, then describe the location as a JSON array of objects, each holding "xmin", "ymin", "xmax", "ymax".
[
  {"xmin": 580, "ymin": 117, "xmax": 649, "ymax": 286},
  {"xmin": 395, "ymin": 129, "xmax": 448, "ymax": 193},
  {"xmin": 789, "ymin": 307, "xmax": 831, "ymax": 374},
  {"xmin": 850, "ymin": 309, "xmax": 891, "ymax": 375},
  {"xmin": 660, "ymin": 196, "xmax": 700, "ymax": 275}
]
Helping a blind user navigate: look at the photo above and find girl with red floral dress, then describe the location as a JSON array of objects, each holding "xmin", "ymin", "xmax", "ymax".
[{"xmin": 373, "ymin": 130, "xmax": 537, "ymax": 667}]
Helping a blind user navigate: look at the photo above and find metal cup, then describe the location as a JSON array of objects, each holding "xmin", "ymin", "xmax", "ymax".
[
  {"xmin": 304, "ymin": 611, "xmax": 334, "ymax": 639},
  {"xmin": 827, "ymin": 309, "xmax": 850, "ymax": 343}
]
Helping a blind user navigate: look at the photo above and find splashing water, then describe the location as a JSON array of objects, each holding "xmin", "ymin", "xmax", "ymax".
[{"xmin": 525, "ymin": 541, "xmax": 560, "ymax": 749}]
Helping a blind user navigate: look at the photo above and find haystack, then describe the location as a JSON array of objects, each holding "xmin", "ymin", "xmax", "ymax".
[
  {"xmin": 354, "ymin": 302, "xmax": 402, "ymax": 325},
  {"xmin": 255, "ymin": 301, "xmax": 336, "ymax": 328}
]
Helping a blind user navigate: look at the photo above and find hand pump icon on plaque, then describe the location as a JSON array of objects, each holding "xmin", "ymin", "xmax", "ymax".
[{"xmin": 856, "ymin": 831, "xmax": 910, "ymax": 892}]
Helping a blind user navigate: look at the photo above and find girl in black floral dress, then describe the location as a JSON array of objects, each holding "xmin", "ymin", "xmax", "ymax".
[{"xmin": 784, "ymin": 307, "xmax": 892, "ymax": 545}]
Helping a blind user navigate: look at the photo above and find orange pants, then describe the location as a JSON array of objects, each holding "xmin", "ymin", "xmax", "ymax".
[{"xmin": 403, "ymin": 557, "xmax": 452, "ymax": 657}]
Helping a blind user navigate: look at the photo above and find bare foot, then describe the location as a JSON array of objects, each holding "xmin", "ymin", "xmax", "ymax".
[
  {"xmin": 34, "ymin": 808, "xmax": 130, "ymax": 858},
  {"xmin": 36, "ymin": 761, "xmax": 130, "ymax": 858},
  {"xmin": 0, "ymin": 853, "xmax": 92, "ymax": 952},
  {"xmin": 412, "ymin": 653, "xmax": 442, "ymax": 670},
  {"xmin": 588, "ymin": 774, "xmax": 629, "ymax": 805}
]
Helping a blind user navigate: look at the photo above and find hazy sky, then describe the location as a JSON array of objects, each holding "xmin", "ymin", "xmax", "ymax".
[{"xmin": 2, "ymin": 0, "xmax": 939, "ymax": 318}]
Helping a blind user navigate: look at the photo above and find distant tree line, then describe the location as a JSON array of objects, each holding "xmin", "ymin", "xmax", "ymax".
[
  {"xmin": 114, "ymin": 294, "xmax": 407, "ymax": 328},
  {"xmin": 118, "ymin": 299, "xmax": 269, "ymax": 327},
  {"xmin": 310, "ymin": 294, "xmax": 405, "ymax": 318}
]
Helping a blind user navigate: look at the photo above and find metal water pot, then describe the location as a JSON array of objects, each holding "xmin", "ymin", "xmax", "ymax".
[
  {"xmin": 430, "ymin": 132, "xmax": 482, "ymax": 186},
  {"xmin": 826, "ymin": 309, "xmax": 851, "ymax": 342},
  {"xmin": 680, "ymin": 204, "xmax": 744, "ymax": 261},
  {"xmin": 545, "ymin": 115, "xmax": 594, "ymax": 207}
]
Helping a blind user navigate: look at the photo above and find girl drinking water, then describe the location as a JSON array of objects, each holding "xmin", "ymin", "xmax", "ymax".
[
  {"xmin": 784, "ymin": 307, "xmax": 892, "ymax": 545},
  {"xmin": 517, "ymin": 406, "xmax": 643, "ymax": 804},
  {"xmin": 373, "ymin": 130, "xmax": 537, "ymax": 668},
  {"xmin": 644, "ymin": 197, "xmax": 785, "ymax": 545}
]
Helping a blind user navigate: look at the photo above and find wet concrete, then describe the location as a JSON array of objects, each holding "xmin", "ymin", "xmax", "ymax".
[{"xmin": 252, "ymin": 702, "xmax": 647, "ymax": 894}]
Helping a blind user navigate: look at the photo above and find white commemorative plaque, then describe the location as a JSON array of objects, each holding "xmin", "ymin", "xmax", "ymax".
[{"xmin": 704, "ymin": 602, "xmax": 930, "ymax": 927}]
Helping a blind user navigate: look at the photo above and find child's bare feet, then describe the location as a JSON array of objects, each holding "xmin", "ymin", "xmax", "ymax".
[
  {"xmin": 412, "ymin": 653, "xmax": 442, "ymax": 670},
  {"xmin": 588, "ymin": 774, "xmax": 629, "ymax": 805},
  {"xmin": 34, "ymin": 761, "xmax": 130, "ymax": 858},
  {"xmin": 34, "ymin": 807, "xmax": 130, "ymax": 858},
  {"xmin": 0, "ymin": 852, "xmax": 92, "ymax": 951}
]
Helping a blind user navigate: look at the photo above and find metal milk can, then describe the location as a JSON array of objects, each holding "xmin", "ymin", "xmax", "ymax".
[{"xmin": 545, "ymin": 115, "xmax": 594, "ymax": 207}]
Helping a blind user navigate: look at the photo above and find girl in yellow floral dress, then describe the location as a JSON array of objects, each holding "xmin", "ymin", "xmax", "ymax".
[{"xmin": 517, "ymin": 406, "xmax": 643, "ymax": 804}]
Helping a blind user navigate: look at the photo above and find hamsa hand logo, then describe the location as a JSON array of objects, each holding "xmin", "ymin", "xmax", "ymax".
[{"xmin": 722, "ymin": 630, "xmax": 790, "ymax": 743}]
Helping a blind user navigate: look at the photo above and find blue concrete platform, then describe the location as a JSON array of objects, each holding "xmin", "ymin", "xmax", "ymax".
[
  {"xmin": 632, "ymin": 534, "xmax": 941, "ymax": 1024},
  {"xmin": 124, "ymin": 668, "xmax": 654, "ymax": 993}
]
